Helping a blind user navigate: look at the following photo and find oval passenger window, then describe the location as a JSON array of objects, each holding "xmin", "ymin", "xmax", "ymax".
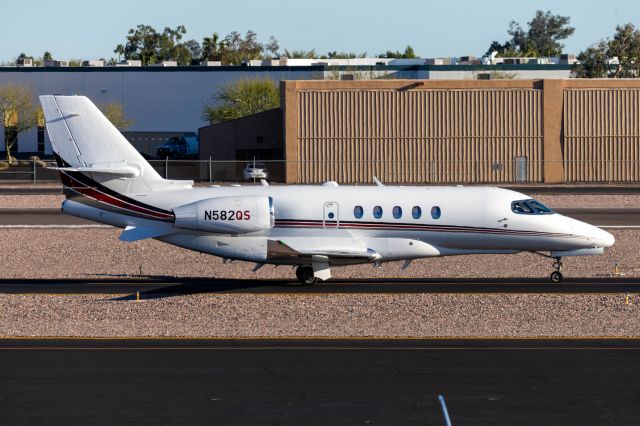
[
  {"xmin": 412, "ymin": 206, "xmax": 421, "ymax": 219},
  {"xmin": 392, "ymin": 206, "xmax": 402, "ymax": 219},
  {"xmin": 373, "ymin": 206, "xmax": 383, "ymax": 219},
  {"xmin": 431, "ymin": 206, "xmax": 441, "ymax": 219},
  {"xmin": 353, "ymin": 206, "xmax": 363, "ymax": 219}
]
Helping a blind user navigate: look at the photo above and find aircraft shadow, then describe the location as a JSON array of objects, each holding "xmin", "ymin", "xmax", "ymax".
[{"xmin": 0, "ymin": 276, "xmax": 636, "ymax": 300}]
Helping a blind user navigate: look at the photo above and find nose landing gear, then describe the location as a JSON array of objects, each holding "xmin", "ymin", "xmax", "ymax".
[{"xmin": 550, "ymin": 257, "xmax": 563, "ymax": 283}]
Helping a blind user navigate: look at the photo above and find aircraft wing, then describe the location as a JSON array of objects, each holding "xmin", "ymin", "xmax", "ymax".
[
  {"xmin": 266, "ymin": 239, "xmax": 381, "ymax": 262},
  {"xmin": 119, "ymin": 225, "xmax": 174, "ymax": 242}
]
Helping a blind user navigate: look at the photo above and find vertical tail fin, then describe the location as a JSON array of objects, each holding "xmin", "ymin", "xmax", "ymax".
[{"xmin": 40, "ymin": 95, "xmax": 192, "ymax": 193}]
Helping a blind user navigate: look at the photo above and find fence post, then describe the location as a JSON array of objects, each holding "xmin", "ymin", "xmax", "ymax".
[
  {"xmin": 165, "ymin": 156, "xmax": 168, "ymax": 179},
  {"xmin": 209, "ymin": 156, "xmax": 212, "ymax": 183},
  {"xmin": 33, "ymin": 159, "xmax": 36, "ymax": 183}
]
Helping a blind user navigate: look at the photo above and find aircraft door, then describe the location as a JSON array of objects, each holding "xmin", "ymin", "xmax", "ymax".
[{"xmin": 323, "ymin": 202, "xmax": 339, "ymax": 228}]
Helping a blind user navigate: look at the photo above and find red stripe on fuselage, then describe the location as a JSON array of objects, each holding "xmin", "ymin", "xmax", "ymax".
[{"xmin": 61, "ymin": 172, "xmax": 173, "ymax": 220}]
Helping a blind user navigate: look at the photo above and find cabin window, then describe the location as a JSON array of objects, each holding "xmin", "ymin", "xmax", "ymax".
[
  {"xmin": 412, "ymin": 206, "xmax": 422, "ymax": 219},
  {"xmin": 373, "ymin": 206, "xmax": 383, "ymax": 219},
  {"xmin": 511, "ymin": 199, "xmax": 554, "ymax": 215},
  {"xmin": 431, "ymin": 206, "xmax": 441, "ymax": 219},
  {"xmin": 392, "ymin": 206, "xmax": 402, "ymax": 219},
  {"xmin": 354, "ymin": 206, "xmax": 364, "ymax": 219}
]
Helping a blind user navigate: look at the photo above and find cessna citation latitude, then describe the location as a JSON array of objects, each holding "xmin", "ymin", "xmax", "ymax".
[{"xmin": 40, "ymin": 95, "xmax": 615, "ymax": 285}]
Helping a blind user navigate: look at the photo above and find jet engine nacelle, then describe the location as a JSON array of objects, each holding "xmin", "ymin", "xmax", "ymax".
[{"xmin": 173, "ymin": 196, "xmax": 274, "ymax": 234}]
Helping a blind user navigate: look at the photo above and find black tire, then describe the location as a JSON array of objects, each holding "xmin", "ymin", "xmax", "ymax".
[
  {"xmin": 550, "ymin": 271, "xmax": 563, "ymax": 283},
  {"xmin": 296, "ymin": 266, "xmax": 317, "ymax": 286}
]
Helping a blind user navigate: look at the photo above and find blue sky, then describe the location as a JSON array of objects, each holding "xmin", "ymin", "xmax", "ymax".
[{"xmin": 1, "ymin": 0, "xmax": 639, "ymax": 62}]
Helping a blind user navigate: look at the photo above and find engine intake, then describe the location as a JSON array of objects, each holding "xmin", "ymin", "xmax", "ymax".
[{"xmin": 173, "ymin": 196, "xmax": 274, "ymax": 234}]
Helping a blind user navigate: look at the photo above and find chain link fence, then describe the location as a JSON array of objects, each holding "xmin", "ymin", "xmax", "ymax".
[{"xmin": 1, "ymin": 158, "xmax": 640, "ymax": 184}]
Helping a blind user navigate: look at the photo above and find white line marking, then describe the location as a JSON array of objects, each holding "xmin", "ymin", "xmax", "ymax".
[{"xmin": 0, "ymin": 225, "xmax": 110, "ymax": 229}]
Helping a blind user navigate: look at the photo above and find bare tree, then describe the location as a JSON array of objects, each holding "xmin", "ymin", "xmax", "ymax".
[
  {"xmin": 0, "ymin": 84, "xmax": 37, "ymax": 162},
  {"xmin": 98, "ymin": 102, "xmax": 133, "ymax": 131}
]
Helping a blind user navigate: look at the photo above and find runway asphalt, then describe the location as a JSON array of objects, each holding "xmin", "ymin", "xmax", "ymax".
[
  {"xmin": 0, "ymin": 338, "xmax": 638, "ymax": 425},
  {"xmin": 0, "ymin": 277, "xmax": 639, "ymax": 295},
  {"xmin": 0, "ymin": 207, "xmax": 639, "ymax": 227}
]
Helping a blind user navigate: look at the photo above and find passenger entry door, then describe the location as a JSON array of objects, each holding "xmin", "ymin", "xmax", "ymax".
[{"xmin": 323, "ymin": 202, "xmax": 339, "ymax": 228}]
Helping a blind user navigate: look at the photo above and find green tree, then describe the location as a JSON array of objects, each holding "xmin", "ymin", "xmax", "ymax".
[
  {"xmin": 0, "ymin": 84, "xmax": 38, "ymax": 162},
  {"xmin": 325, "ymin": 51, "xmax": 367, "ymax": 59},
  {"xmin": 98, "ymin": 102, "xmax": 133, "ymax": 131},
  {"xmin": 486, "ymin": 10, "xmax": 574, "ymax": 57},
  {"xmin": 283, "ymin": 49, "xmax": 317, "ymax": 59},
  {"xmin": 264, "ymin": 36, "xmax": 280, "ymax": 58},
  {"xmin": 43, "ymin": 51, "xmax": 52, "ymax": 61},
  {"xmin": 378, "ymin": 45, "xmax": 417, "ymax": 58},
  {"xmin": 572, "ymin": 24, "xmax": 640, "ymax": 78},
  {"xmin": 114, "ymin": 24, "xmax": 195, "ymax": 65},
  {"xmin": 219, "ymin": 30, "xmax": 264, "ymax": 64},
  {"xmin": 202, "ymin": 32, "xmax": 224, "ymax": 61},
  {"xmin": 202, "ymin": 79, "xmax": 280, "ymax": 124}
]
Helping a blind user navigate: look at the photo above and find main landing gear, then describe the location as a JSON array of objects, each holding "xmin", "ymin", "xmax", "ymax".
[
  {"xmin": 550, "ymin": 257, "xmax": 563, "ymax": 283},
  {"xmin": 296, "ymin": 266, "xmax": 317, "ymax": 286}
]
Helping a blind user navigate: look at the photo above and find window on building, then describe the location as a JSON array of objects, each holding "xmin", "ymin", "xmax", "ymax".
[
  {"xmin": 354, "ymin": 206, "xmax": 363, "ymax": 219},
  {"xmin": 431, "ymin": 206, "xmax": 441, "ymax": 219},
  {"xmin": 392, "ymin": 206, "xmax": 402, "ymax": 219},
  {"xmin": 412, "ymin": 206, "xmax": 422, "ymax": 219},
  {"xmin": 373, "ymin": 206, "xmax": 383, "ymax": 219}
]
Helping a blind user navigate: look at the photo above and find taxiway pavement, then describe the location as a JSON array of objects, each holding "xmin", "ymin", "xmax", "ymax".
[
  {"xmin": 0, "ymin": 338, "xmax": 638, "ymax": 425},
  {"xmin": 0, "ymin": 277, "xmax": 638, "ymax": 295}
]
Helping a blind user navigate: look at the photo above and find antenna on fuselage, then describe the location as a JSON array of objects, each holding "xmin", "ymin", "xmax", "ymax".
[{"xmin": 373, "ymin": 176, "xmax": 384, "ymax": 187}]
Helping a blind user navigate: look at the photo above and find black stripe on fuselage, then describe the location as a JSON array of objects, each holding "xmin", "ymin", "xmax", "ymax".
[{"xmin": 54, "ymin": 154, "xmax": 173, "ymax": 217}]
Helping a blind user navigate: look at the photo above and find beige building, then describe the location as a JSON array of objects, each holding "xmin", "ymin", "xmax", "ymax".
[
  {"xmin": 280, "ymin": 79, "xmax": 640, "ymax": 184},
  {"xmin": 200, "ymin": 79, "xmax": 640, "ymax": 184}
]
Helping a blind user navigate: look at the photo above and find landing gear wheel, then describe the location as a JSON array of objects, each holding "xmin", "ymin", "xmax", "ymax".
[
  {"xmin": 550, "ymin": 271, "xmax": 563, "ymax": 283},
  {"xmin": 296, "ymin": 266, "xmax": 317, "ymax": 286},
  {"xmin": 550, "ymin": 257, "xmax": 563, "ymax": 283}
]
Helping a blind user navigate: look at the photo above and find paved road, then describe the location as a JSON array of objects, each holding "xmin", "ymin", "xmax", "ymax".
[
  {"xmin": 0, "ymin": 208, "xmax": 639, "ymax": 227},
  {"xmin": 0, "ymin": 277, "xmax": 639, "ymax": 295},
  {"xmin": 0, "ymin": 338, "xmax": 638, "ymax": 425}
]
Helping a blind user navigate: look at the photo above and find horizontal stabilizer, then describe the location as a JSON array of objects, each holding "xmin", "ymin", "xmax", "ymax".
[
  {"xmin": 50, "ymin": 166, "xmax": 140, "ymax": 178},
  {"xmin": 120, "ymin": 225, "xmax": 174, "ymax": 242}
]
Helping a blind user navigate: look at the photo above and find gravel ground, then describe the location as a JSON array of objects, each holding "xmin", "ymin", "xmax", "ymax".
[
  {"xmin": 0, "ymin": 293, "xmax": 638, "ymax": 338},
  {"xmin": 531, "ymin": 194, "xmax": 640, "ymax": 209},
  {"xmin": 0, "ymin": 195, "xmax": 63, "ymax": 209},
  {"xmin": 0, "ymin": 193, "xmax": 637, "ymax": 339},
  {"xmin": 0, "ymin": 193, "xmax": 640, "ymax": 209},
  {"xmin": 0, "ymin": 228, "xmax": 637, "ymax": 279}
]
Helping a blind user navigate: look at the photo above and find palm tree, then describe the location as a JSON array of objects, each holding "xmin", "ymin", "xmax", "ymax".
[{"xmin": 202, "ymin": 33, "xmax": 224, "ymax": 61}]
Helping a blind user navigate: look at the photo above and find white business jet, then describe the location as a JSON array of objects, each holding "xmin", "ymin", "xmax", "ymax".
[{"xmin": 40, "ymin": 95, "xmax": 615, "ymax": 284}]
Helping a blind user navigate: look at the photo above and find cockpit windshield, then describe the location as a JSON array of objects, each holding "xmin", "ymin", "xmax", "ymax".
[{"xmin": 511, "ymin": 199, "xmax": 554, "ymax": 215}]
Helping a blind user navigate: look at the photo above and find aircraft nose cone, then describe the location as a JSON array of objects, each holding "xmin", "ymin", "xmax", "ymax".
[{"xmin": 592, "ymin": 227, "xmax": 615, "ymax": 248}]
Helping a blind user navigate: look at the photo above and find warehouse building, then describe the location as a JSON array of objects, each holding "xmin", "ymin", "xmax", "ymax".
[{"xmin": 0, "ymin": 63, "xmax": 571, "ymax": 156}]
